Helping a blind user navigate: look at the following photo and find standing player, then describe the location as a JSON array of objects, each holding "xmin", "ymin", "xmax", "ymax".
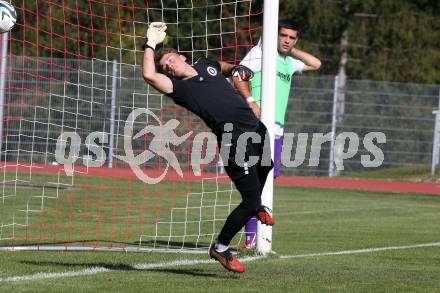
[
  {"xmin": 142, "ymin": 22, "xmax": 274, "ymax": 273},
  {"xmin": 234, "ymin": 20, "xmax": 321, "ymax": 249}
]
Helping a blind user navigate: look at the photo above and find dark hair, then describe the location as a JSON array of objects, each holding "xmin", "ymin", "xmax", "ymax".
[
  {"xmin": 278, "ymin": 20, "xmax": 300, "ymax": 33},
  {"xmin": 154, "ymin": 47, "xmax": 179, "ymax": 73}
]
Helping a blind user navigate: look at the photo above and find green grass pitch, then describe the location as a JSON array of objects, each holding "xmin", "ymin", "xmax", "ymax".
[{"xmin": 0, "ymin": 179, "xmax": 439, "ymax": 292}]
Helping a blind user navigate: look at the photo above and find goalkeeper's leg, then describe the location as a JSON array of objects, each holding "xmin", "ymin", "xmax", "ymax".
[
  {"xmin": 210, "ymin": 168, "xmax": 262, "ymax": 273},
  {"xmin": 216, "ymin": 162, "xmax": 274, "ymax": 246},
  {"xmin": 242, "ymin": 124, "xmax": 277, "ymax": 249},
  {"xmin": 217, "ymin": 171, "xmax": 262, "ymax": 246}
]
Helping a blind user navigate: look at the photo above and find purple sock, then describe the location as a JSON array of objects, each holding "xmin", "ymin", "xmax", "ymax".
[
  {"xmin": 244, "ymin": 216, "xmax": 257, "ymax": 245},
  {"xmin": 274, "ymin": 135, "xmax": 283, "ymax": 178}
]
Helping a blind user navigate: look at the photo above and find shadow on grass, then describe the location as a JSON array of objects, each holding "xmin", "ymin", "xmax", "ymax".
[
  {"xmin": 21, "ymin": 260, "xmax": 137, "ymax": 271},
  {"xmin": 148, "ymin": 268, "xmax": 237, "ymax": 278},
  {"xmin": 20, "ymin": 260, "xmax": 238, "ymax": 278}
]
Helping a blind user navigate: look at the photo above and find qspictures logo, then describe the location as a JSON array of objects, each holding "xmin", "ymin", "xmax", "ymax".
[{"xmin": 55, "ymin": 108, "xmax": 386, "ymax": 184}]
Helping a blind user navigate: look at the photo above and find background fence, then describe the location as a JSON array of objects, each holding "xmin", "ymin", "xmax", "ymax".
[
  {"xmin": 2, "ymin": 56, "xmax": 439, "ymax": 177},
  {"xmin": 286, "ymin": 76, "xmax": 439, "ymax": 176}
]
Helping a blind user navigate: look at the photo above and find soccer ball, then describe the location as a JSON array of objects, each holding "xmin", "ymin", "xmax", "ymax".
[{"xmin": 0, "ymin": 1, "xmax": 17, "ymax": 33}]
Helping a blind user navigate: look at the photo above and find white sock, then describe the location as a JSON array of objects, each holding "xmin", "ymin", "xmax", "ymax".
[{"xmin": 214, "ymin": 242, "xmax": 229, "ymax": 252}]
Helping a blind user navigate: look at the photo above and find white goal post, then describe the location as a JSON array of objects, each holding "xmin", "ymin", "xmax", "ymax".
[{"xmin": 257, "ymin": 0, "xmax": 278, "ymax": 255}]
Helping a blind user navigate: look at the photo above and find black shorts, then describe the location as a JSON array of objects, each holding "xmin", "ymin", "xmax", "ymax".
[{"xmin": 218, "ymin": 122, "xmax": 272, "ymax": 180}]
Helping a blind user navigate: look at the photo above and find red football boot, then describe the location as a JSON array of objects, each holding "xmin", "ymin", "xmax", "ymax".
[
  {"xmin": 256, "ymin": 205, "xmax": 275, "ymax": 226},
  {"xmin": 209, "ymin": 244, "xmax": 245, "ymax": 273}
]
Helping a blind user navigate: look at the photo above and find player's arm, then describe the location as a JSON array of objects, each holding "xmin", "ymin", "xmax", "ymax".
[
  {"xmin": 218, "ymin": 61, "xmax": 254, "ymax": 81},
  {"xmin": 290, "ymin": 47, "xmax": 321, "ymax": 71},
  {"xmin": 232, "ymin": 46, "xmax": 262, "ymax": 118},
  {"xmin": 219, "ymin": 61, "xmax": 235, "ymax": 76},
  {"xmin": 142, "ymin": 22, "xmax": 173, "ymax": 94},
  {"xmin": 232, "ymin": 77, "xmax": 261, "ymax": 119},
  {"xmin": 233, "ymin": 78, "xmax": 261, "ymax": 119},
  {"xmin": 219, "ymin": 60, "xmax": 260, "ymax": 117},
  {"xmin": 142, "ymin": 48, "xmax": 173, "ymax": 94}
]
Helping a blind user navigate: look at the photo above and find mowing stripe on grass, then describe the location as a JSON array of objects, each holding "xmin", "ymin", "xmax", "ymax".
[
  {"xmin": 280, "ymin": 242, "xmax": 440, "ymax": 259},
  {"xmin": 0, "ymin": 256, "xmax": 265, "ymax": 283}
]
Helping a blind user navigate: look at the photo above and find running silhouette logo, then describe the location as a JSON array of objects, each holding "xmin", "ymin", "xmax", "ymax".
[{"xmin": 114, "ymin": 108, "xmax": 193, "ymax": 184}]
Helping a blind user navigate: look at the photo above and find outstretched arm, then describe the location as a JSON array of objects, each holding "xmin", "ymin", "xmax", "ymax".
[
  {"xmin": 290, "ymin": 47, "xmax": 321, "ymax": 71},
  {"xmin": 142, "ymin": 47, "xmax": 173, "ymax": 94},
  {"xmin": 142, "ymin": 22, "xmax": 173, "ymax": 94}
]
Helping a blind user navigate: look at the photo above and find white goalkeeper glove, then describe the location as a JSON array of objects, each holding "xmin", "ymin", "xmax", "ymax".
[{"xmin": 145, "ymin": 22, "xmax": 167, "ymax": 50}]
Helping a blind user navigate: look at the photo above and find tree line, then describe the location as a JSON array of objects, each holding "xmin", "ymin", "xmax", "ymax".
[{"xmin": 8, "ymin": 0, "xmax": 439, "ymax": 84}]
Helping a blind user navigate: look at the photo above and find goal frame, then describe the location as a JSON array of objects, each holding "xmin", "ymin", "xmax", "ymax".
[{"xmin": 0, "ymin": 0, "xmax": 277, "ymax": 255}]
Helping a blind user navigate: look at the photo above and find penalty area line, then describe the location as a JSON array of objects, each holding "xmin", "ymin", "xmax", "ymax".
[
  {"xmin": 0, "ymin": 255, "xmax": 265, "ymax": 283},
  {"xmin": 280, "ymin": 242, "xmax": 440, "ymax": 259}
]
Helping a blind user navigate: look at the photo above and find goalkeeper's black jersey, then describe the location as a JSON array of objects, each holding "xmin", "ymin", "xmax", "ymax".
[{"xmin": 168, "ymin": 57, "xmax": 258, "ymax": 136}]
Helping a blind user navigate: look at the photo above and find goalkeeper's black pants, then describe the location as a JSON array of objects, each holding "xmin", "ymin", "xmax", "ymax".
[{"xmin": 217, "ymin": 122, "xmax": 273, "ymax": 246}]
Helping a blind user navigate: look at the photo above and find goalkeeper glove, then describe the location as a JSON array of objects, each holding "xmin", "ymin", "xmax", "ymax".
[
  {"xmin": 232, "ymin": 65, "xmax": 254, "ymax": 81},
  {"xmin": 145, "ymin": 22, "xmax": 167, "ymax": 50}
]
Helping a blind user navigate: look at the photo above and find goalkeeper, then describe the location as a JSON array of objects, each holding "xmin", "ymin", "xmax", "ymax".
[
  {"xmin": 142, "ymin": 22, "xmax": 274, "ymax": 273},
  {"xmin": 234, "ymin": 20, "xmax": 321, "ymax": 249}
]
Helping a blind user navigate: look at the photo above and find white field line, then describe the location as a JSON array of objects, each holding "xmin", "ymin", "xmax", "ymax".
[
  {"xmin": 1, "ymin": 267, "xmax": 111, "ymax": 282},
  {"xmin": 2, "ymin": 242, "xmax": 439, "ymax": 283},
  {"xmin": 0, "ymin": 255, "xmax": 265, "ymax": 283},
  {"xmin": 280, "ymin": 242, "xmax": 440, "ymax": 259}
]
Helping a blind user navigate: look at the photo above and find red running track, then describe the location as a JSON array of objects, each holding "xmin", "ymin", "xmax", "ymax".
[
  {"xmin": 2, "ymin": 163, "xmax": 439, "ymax": 196},
  {"xmin": 275, "ymin": 176, "xmax": 440, "ymax": 196}
]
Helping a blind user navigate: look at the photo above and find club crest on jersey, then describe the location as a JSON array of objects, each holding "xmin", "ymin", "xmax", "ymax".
[{"xmin": 207, "ymin": 66, "xmax": 217, "ymax": 76}]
